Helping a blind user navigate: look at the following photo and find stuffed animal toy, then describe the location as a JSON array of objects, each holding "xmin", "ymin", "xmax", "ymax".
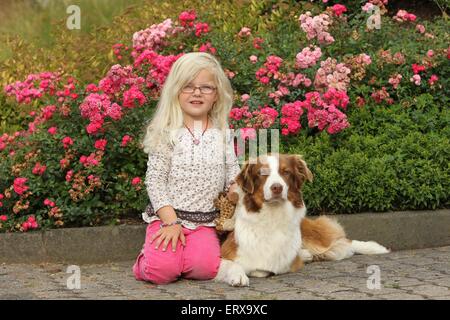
[{"xmin": 213, "ymin": 191, "xmax": 238, "ymax": 233}]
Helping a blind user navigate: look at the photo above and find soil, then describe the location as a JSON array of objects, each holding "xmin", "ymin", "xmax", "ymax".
[{"xmin": 387, "ymin": 0, "xmax": 446, "ymax": 20}]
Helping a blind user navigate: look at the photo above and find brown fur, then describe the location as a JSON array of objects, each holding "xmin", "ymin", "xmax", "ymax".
[
  {"xmin": 301, "ymin": 216, "xmax": 350, "ymax": 260},
  {"xmin": 235, "ymin": 153, "xmax": 313, "ymax": 212},
  {"xmin": 221, "ymin": 231, "xmax": 238, "ymax": 261},
  {"xmin": 235, "ymin": 158, "xmax": 268, "ymax": 213},
  {"xmin": 289, "ymin": 255, "xmax": 304, "ymax": 272},
  {"xmin": 282, "ymin": 154, "xmax": 313, "ymax": 208}
]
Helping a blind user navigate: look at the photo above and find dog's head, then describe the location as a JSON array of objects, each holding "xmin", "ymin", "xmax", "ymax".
[{"xmin": 235, "ymin": 153, "xmax": 313, "ymax": 213}]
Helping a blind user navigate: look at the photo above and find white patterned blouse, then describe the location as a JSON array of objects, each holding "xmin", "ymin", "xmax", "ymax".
[{"xmin": 142, "ymin": 124, "xmax": 241, "ymax": 229}]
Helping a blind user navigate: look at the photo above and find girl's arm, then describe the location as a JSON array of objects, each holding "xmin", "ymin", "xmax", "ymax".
[
  {"xmin": 146, "ymin": 145, "xmax": 185, "ymax": 252},
  {"xmin": 156, "ymin": 205, "xmax": 178, "ymax": 224},
  {"xmin": 145, "ymin": 147, "xmax": 177, "ymax": 223}
]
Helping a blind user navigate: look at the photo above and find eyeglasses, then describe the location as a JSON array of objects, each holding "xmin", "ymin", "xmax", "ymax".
[{"xmin": 181, "ymin": 85, "xmax": 217, "ymax": 94}]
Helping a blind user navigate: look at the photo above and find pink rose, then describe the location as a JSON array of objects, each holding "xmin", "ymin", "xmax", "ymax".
[
  {"xmin": 13, "ymin": 177, "xmax": 29, "ymax": 195},
  {"xmin": 416, "ymin": 24, "xmax": 426, "ymax": 34},
  {"xmin": 131, "ymin": 177, "xmax": 142, "ymax": 185},
  {"xmin": 260, "ymin": 77, "xmax": 270, "ymax": 85},
  {"xmin": 428, "ymin": 74, "xmax": 438, "ymax": 86},
  {"xmin": 241, "ymin": 94, "xmax": 250, "ymax": 102},
  {"xmin": 238, "ymin": 27, "xmax": 251, "ymax": 37},
  {"xmin": 62, "ymin": 136, "xmax": 74, "ymax": 149},
  {"xmin": 94, "ymin": 139, "xmax": 108, "ymax": 151},
  {"xmin": 44, "ymin": 199, "xmax": 55, "ymax": 207},
  {"xmin": 240, "ymin": 128, "xmax": 257, "ymax": 140},
  {"xmin": 332, "ymin": 4, "xmax": 347, "ymax": 17},
  {"xmin": 32, "ymin": 162, "xmax": 47, "ymax": 176},
  {"xmin": 66, "ymin": 170, "xmax": 74, "ymax": 182},
  {"xmin": 253, "ymin": 38, "xmax": 264, "ymax": 50},
  {"xmin": 121, "ymin": 135, "xmax": 132, "ymax": 147},
  {"xmin": 362, "ymin": 3, "xmax": 374, "ymax": 12},
  {"xmin": 410, "ymin": 74, "xmax": 421, "ymax": 86}
]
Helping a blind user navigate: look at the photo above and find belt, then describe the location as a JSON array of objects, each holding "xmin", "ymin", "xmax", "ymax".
[{"xmin": 145, "ymin": 202, "xmax": 219, "ymax": 223}]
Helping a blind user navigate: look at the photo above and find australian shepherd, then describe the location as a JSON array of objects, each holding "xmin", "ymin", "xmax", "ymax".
[{"xmin": 214, "ymin": 153, "xmax": 389, "ymax": 286}]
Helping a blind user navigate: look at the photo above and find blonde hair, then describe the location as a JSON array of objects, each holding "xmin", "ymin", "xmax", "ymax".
[{"xmin": 140, "ymin": 52, "xmax": 234, "ymax": 154}]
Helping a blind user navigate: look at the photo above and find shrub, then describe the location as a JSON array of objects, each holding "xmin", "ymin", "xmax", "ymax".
[
  {"xmin": 0, "ymin": 2, "xmax": 448, "ymax": 232},
  {"xmin": 283, "ymin": 98, "xmax": 449, "ymax": 214}
]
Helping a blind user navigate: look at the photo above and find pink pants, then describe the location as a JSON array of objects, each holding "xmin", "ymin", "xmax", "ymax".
[{"xmin": 132, "ymin": 221, "xmax": 221, "ymax": 284}]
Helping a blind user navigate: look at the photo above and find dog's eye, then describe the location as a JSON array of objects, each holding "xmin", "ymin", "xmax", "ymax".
[
  {"xmin": 281, "ymin": 169, "xmax": 290, "ymax": 175},
  {"xmin": 259, "ymin": 168, "xmax": 270, "ymax": 176}
]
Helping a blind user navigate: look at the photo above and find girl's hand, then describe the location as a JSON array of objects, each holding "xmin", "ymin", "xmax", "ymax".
[{"xmin": 150, "ymin": 224, "xmax": 186, "ymax": 252}]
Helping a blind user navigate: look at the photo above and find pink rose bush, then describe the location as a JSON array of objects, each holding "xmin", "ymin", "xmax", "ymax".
[
  {"xmin": 344, "ymin": 54, "xmax": 372, "ymax": 81},
  {"xmin": 0, "ymin": 9, "xmax": 217, "ymax": 232},
  {"xmin": 388, "ymin": 74, "xmax": 402, "ymax": 89},
  {"xmin": 1, "ymin": 4, "xmax": 448, "ymax": 232},
  {"xmin": 296, "ymin": 46, "xmax": 322, "ymax": 69},
  {"xmin": 314, "ymin": 58, "xmax": 351, "ymax": 92},
  {"xmin": 299, "ymin": 11, "xmax": 334, "ymax": 45},
  {"xmin": 132, "ymin": 19, "xmax": 176, "ymax": 53},
  {"xmin": 394, "ymin": 10, "xmax": 417, "ymax": 23},
  {"xmin": 4, "ymin": 72, "xmax": 78, "ymax": 105}
]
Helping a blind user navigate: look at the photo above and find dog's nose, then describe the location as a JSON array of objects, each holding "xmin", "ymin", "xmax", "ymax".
[{"xmin": 271, "ymin": 183, "xmax": 283, "ymax": 195}]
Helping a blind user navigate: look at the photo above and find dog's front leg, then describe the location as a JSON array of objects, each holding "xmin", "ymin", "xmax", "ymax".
[{"xmin": 214, "ymin": 259, "xmax": 249, "ymax": 287}]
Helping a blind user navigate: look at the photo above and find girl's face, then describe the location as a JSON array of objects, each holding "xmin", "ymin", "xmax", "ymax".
[{"xmin": 178, "ymin": 69, "xmax": 218, "ymax": 121}]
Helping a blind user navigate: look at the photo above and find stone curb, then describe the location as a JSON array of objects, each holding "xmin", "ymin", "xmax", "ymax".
[{"xmin": 1, "ymin": 209, "xmax": 449, "ymax": 264}]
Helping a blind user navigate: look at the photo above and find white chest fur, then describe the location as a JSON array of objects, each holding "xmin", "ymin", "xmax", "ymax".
[{"xmin": 233, "ymin": 199, "xmax": 306, "ymax": 275}]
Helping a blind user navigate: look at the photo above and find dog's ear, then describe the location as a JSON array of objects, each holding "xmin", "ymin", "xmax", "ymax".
[
  {"xmin": 235, "ymin": 162, "xmax": 255, "ymax": 194},
  {"xmin": 292, "ymin": 155, "xmax": 313, "ymax": 189}
]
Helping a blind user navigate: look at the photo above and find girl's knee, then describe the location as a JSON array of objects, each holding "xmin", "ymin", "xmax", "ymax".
[
  {"xmin": 184, "ymin": 254, "xmax": 221, "ymax": 280},
  {"xmin": 200, "ymin": 260, "xmax": 220, "ymax": 279},
  {"xmin": 133, "ymin": 252, "xmax": 181, "ymax": 284}
]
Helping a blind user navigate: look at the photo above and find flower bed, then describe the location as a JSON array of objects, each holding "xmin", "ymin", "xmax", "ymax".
[{"xmin": 0, "ymin": 1, "xmax": 449, "ymax": 232}]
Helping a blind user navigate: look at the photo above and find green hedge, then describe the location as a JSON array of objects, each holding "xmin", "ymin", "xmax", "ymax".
[{"xmin": 282, "ymin": 94, "xmax": 449, "ymax": 214}]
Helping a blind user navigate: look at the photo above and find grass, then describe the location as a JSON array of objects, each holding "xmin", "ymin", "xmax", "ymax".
[{"xmin": 0, "ymin": 0, "xmax": 149, "ymax": 62}]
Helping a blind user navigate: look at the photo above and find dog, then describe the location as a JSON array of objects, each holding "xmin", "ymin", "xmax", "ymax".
[{"xmin": 213, "ymin": 153, "xmax": 389, "ymax": 286}]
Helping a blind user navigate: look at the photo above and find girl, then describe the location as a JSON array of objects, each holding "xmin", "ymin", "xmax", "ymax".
[{"xmin": 133, "ymin": 52, "xmax": 240, "ymax": 285}]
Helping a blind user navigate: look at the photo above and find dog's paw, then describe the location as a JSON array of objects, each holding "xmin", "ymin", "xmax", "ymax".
[
  {"xmin": 229, "ymin": 273, "xmax": 249, "ymax": 287},
  {"xmin": 228, "ymin": 265, "xmax": 250, "ymax": 287}
]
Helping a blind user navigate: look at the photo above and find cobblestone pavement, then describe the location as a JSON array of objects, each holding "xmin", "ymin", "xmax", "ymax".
[{"xmin": 1, "ymin": 246, "xmax": 449, "ymax": 300}]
